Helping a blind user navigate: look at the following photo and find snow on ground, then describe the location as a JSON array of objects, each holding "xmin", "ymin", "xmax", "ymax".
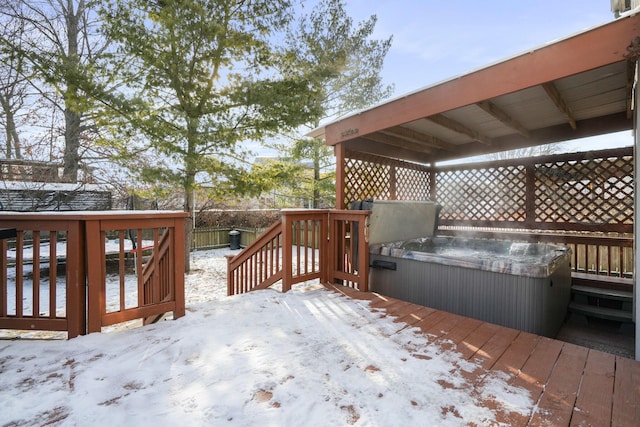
[{"xmin": 0, "ymin": 248, "xmax": 533, "ymax": 426}]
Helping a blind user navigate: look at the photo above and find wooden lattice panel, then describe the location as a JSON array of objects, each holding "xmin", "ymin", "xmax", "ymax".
[
  {"xmin": 339, "ymin": 147, "xmax": 632, "ymax": 233},
  {"xmin": 394, "ymin": 166, "xmax": 430, "ymax": 200},
  {"xmin": 437, "ymin": 165, "xmax": 527, "ymax": 222},
  {"xmin": 343, "ymin": 156, "xmax": 392, "ymax": 204},
  {"xmin": 535, "ymin": 153, "xmax": 633, "ymax": 226},
  {"xmin": 343, "ymin": 151, "xmax": 430, "ymax": 205}
]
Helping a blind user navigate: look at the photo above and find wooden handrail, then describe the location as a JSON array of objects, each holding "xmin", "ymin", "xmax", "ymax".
[
  {"xmin": 226, "ymin": 210, "xmax": 371, "ymax": 295},
  {"xmin": 227, "ymin": 219, "xmax": 283, "ymax": 295},
  {"xmin": 0, "ymin": 211, "xmax": 187, "ymax": 338}
]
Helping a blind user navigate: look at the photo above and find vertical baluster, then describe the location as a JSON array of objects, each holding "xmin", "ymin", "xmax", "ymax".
[
  {"xmin": 49, "ymin": 231, "xmax": 57, "ymax": 318},
  {"xmin": 260, "ymin": 245, "xmax": 265, "ymax": 284},
  {"xmin": 583, "ymin": 244, "xmax": 589, "ymax": 274},
  {"xmin": 296, "ymin": 220, "xmax": 301, "ymax": 279},
  {"xmin": 152, "ymin": 227, "xmax": 160, "ymax": 304},
  {"xmin": 33, "ymin": 231, "xmax": 40, "ymax": 317},
  {"xmin": 252, "ymin": 253, "xmax": 257, "ymax": 289},
  {"xmin": 269, "ymin": 239, "xmax": 274, "ymax": 277},
  {"xmin": 276, "ymin": 234, "xmax": 281, "ymax": 275},
  {"xmin": 0, "ymin": 235, "xmax": 8, "ymax": 317},
  {"xmin": 16, "ymin": 231, "xmax": 23, "ymax": 317},
  {"xmin": 119, "ymin": 230, "xmax": 126, "ymax": 311},
  {"xmin": 305, "ymin": 220, "xmax": 310, "ymax": 275},
  {"xmin": 311, "ymin": 219, "xmax": 317, "ymax": 274},
  {"xmin": 136, "ymin": 228, "xmax": 144, "ymax": 306}
]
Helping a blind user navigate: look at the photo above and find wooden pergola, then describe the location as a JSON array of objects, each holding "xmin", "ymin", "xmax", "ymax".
[
  {"xmin": 319, "ymin": 14, "xmax": 639, "ymax": 171},
  {"xmin": 313, "ymin": 13, "xmax": 640, "ymax": 359}
]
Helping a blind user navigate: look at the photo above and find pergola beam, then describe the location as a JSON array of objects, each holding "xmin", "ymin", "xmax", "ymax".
[
  {"xmin": 542, "ymin": 82, "xmax": 577, "ymax": 130},
  {"xmin": 380, "ymin": 126, "xmax": 456, "ymax": 151},
  {"xmin": 325, "ymin": 16, "xmax": 640, "ymax": 146},
  {"xmin": 362, "ymin": 132, "xmax": 434, "ymax": 153},
  {"xmin": 425, "ymin": 114, "xmax": 493, "ymax": 145},
  {"xmin": 476, "ymin": 100, "xmax": 531, "ymax": 138},
  {"xmin": 343, "ymin": 138, "xmax": 432, "ymax": 164}
]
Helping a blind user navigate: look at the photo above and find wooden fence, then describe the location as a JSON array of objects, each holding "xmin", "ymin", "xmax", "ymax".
[
  {"xmin": 0, "ymin": 211, "xmax": 188, "ymax": 338},
  {"xmin": 192, "ymin": 227, "xmax": 267, "ymax": 250}
]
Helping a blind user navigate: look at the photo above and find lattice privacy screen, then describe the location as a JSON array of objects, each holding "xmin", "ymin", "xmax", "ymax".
[
  {"xmin": 342, "ymin": 151, "xmax": 431, "ymax": 205},
  {"xmin": 343, "ymin": 147, "xmax": 633, "ymax": 232},
  {"xmin": 436, "ymin": 165, "xmax": 526, "ymax": 222},
  {"xmin": 535, "ymin": 152, "xmax": 633, "ymax": 227}
]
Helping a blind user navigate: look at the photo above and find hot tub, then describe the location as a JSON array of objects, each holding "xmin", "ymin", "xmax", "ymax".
[{"xmin": 369, "ymin": 236, "xmax": 572, "ymax": 337}]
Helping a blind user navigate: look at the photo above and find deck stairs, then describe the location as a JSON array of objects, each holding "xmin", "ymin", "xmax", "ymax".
[{"xmin": 569, "ymin": 273, "xmax": 634, "ymax": 325}]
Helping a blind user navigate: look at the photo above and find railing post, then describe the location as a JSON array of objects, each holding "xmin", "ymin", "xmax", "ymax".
[
  {"xmin": 66, "ymin": 220, "xmax": 87, "ymax": 338},
  {"xmin": 85, "ymin": 218, "xmax": 103, "ymax": 334},
  {"xmin": 357, "ymin": 214, "xmax": 369, "ymax": 292},
  {"xmin": 281, "ymin": 212, "xmax": 293, "ymax": 292},
  {"xmin": 525, "ymin": 163, "xmax": 536, "ymax": 229},
  {"xmin": 320, "ymin": 212, "xmax": 329, "ymax": 284},
  {"xmin": 226, "ymin": 255, "xmax": 235, "ymax": 295},
  {"xmin": 172, "ymin": 219, "xmax": 186, "ymax": 319}
]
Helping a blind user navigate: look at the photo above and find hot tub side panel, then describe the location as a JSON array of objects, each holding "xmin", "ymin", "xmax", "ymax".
[{"xmin": 369, "ymin": 254, "xmax": 571, "ymax": 337}]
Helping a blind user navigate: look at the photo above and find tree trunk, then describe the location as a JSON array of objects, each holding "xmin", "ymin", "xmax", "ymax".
[
  {"xmin": 63, "ymin": 109, "xmax": 80, "ymax": 181},
  {"xmin": 183, "ymin": 186, "xmax": 194, "ymax": 273},
  {"xmin": 0, "ymin": 94, "xmax": 21, "ymax": 159},
  {"xmin": 62, "ymin": 1, "xmax": 81, "ymax": 183},
  {"xmin": 313, "ymin": 143, "xmax": 321, "ymax": 208},
  {"xmin": 183, "ymin": 126, "xmax": 198, "ymax": 273}
]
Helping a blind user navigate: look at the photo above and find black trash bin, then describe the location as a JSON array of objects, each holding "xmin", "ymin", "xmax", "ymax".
[{"xmin": 229, "ymin": 230, "xmax": 241, "ymax": 250}]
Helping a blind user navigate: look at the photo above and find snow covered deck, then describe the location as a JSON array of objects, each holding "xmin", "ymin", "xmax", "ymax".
[{"xmin": 326, "ymin": 284, "xmax": 640, "ymax": 426}]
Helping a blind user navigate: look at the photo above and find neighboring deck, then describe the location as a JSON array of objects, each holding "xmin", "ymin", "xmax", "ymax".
[{"xmin": 325, "ymin": 284, "xmax": 640, "ymax": 427}]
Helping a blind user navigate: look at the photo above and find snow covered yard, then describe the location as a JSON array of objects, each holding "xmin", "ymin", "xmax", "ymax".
[{"xmin": 0, "ymin": 248, "xmax": 533, "ymax": 426}]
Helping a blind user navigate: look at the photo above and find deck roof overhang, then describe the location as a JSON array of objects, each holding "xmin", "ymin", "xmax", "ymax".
[{"xmin": 320, "ymin": 13, "xmax": 640, "ymax": 165}]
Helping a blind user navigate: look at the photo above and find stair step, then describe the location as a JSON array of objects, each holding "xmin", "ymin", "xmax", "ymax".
[
  {"xmin": 568, "ymin": 302, "xmax": 633, "ymax": 323},
  {"xmin": 571, "ymin": 285, "xmax": 633, "ymax": 301},
  {"xmin": 571, "ymin": 272, "xmax": 633, "ymax": 292}
]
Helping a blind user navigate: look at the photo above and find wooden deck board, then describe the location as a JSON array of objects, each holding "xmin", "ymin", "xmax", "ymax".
[
  {"xmin": 612, "ymin": 355, "xmax": 640, "ymax": 425},
  {"xmin": 530, "ymin": 343, "xmax": 589, "ymax": 426},
  {"xmin": 457, "ymin": 321, "xmax": 502, "ymax": 361},
  {"xmin": 325, "ymin": 284, "xmax": 640, "ymax": 427},
  {"xmin": 474, "ymin": 326, "xmax": 521, "ymax": 370},
  {"xmin": 441, "ymin": 316, "xmax": 484, "ymax": 346},
  {"xmin": 498, "ymin": 337, "xmax": 564, "ymax": 426},
  {"xmin": 571, "ymin": 350, "xmax": 616, "ymax": 426}
]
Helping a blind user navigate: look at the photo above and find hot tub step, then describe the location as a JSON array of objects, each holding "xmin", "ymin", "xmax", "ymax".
[
  {"xmin": 568, "ymin": 302, "xmax": 633, "ymax": 323},
  {"xmin": 571, "ymin": 285, "xmax": 633, "ymax": 302}
]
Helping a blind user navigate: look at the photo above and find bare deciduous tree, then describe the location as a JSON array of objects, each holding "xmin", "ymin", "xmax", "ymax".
[{"xmin": 0, "ymin": 0, "xmax": 113, "ymax": 183}]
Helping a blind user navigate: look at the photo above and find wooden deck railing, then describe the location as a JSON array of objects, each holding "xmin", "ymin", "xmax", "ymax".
[
  {"xmin": 226, "ymin": 209, "xmax": 370, "ymax": 295},
  {"xmin": 0, "ymin": 211, "xmax": 188, "ymax": 338}
]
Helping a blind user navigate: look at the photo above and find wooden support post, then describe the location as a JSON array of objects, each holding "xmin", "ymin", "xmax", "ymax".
[
  {"xmin": 358, "ymin": 215, "xmax": 369, "ymax": 292},
  {"xmin": 85, "ymin": 219, "xmax": 103, "ymax": 334},
  {"xmin": 429, "ymin": 167, "xmax": 437, "ymax": 201},
  {"xmin": 389, "ymin": 164, "xmax": 397, "ymax": 200},
  {"xmin": 319, "ymin": 212, "xmax": 329, "ymax": 284},
  {"xmin": 281, "ymin": 212, "xmax": 293, "ymax": 292},
  {"xmin": 172, "ymin": 220, "xmax": 186, "ymax": 319},
  {"xmin": 66, "ymin": 220, "xmax": 87, "ymax": 338},
  {"xmin": 525, "ymin": 164, "xmax": 536, "ymax": 229},
  {"xmin": 335, "ymin": 143, "xmax": 346, "ymax": 209}
]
